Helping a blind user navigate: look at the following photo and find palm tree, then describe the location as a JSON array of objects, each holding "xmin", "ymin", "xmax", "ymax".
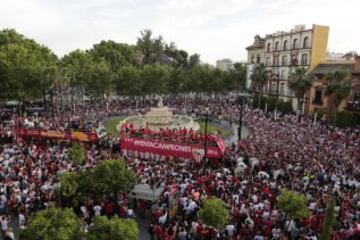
[
  {"xmin": 325, "ymin": 69, "xmax": 352, "ymax": 124},
  {"xmin": 251, "ymin": 63, "xmax": 268, "ymax": 108},
  {"xmin": 288, "ymin": 67, "xmax": 312, "ymax": 114}
]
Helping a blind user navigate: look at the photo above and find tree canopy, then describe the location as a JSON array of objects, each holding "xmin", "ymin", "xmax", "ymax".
[
  {"xmin": 288, "ymin": 67, "xmax": 312, "ymax": 112},
  {"xmin": 198, "ymin": 198, "xmax": 230, "ymax": 230},
  {"xmin": 68, "ymin": 143, "xmax": 85, "ymax": 166},
  {"xmin": 0, "ymin": 28, "xmax": 247, "ymax": 103},
  {"xmin": 325, "ymin": 69, "xmax": 352, "ymax": 109},
  {"xmin": 87, "ymin": 216, "xmax": 138, "ymax": 240},
  {"xmin": 0, "ymin": 29, "xmax": 58, "ymax": 102},
  {"xmin": 250, "ymin": 63, "xmax": 268, "ymax": 107},
  {"xmin": 277, "ymin": 190, "xmax": 311, "ymax": 220},
  {"xmin": 320, "ymin": 198, "xmax": 336, "ymax": 240},
  {"xmin": 58, "ymin": 159, "xmax": 136, "ymax": 205},
  {"xmin": 19, "ymin": 207, "xmax": 81, "ymax": 240}
]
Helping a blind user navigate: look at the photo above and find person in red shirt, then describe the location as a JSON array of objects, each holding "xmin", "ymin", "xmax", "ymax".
[
  {"xmin": 196, "ymin": 223, "xmax": 203, "ymax": 239},
  {"xmin": 200, "ymin": 227, "xmax": 210, "ymax": 239},
  {"xmin": 153, "ymin": 224, "xmax": 163, "ymax": 240},
  {"xmin": 104, "ymin": 200, "xmax": 114, "ymax": 217}
]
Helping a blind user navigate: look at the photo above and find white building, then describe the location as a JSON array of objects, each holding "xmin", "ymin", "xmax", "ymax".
[
  {"xmin": 245, "ymin": 35, "xmax": 265, "ymax": 89},
  {"xmin": 216, "ymin": 59, "xmax": 234, "ymax": 71}
]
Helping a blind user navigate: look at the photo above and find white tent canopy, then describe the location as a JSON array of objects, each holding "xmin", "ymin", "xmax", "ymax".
[{"xmin": 129, "ymin": 184, "xmax": 164, "ymax": 202}]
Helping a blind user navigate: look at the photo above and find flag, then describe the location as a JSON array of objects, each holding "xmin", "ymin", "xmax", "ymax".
[{"xmin": 192, "ymin": 148, "xmax": 205, "ymax": 164}]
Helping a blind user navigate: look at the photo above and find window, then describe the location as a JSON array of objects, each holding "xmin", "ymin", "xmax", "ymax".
[
  {"xmin": 291, "ymin": 55, "xmax": 298, "ymax": 65},
  {"xmin": 303, "ymin": 37, "xmax": 309, "ymax": 48},
  {"xmin": 288, "ymin": 89, "xmax": 295, "ymax": 97},
  {"xmin": 280, "ymin": 83, "xmax": 285, "ymax": 95},
  {"xmin": 293, "ymin": 39, "xmax": 298, "ymax": 49},
  {"xmin": 283, "ymin": 40, "xmax": 288, "ymax": 50},
  {"xmin": 301, "ymin": 53, "xmax": 308, "ymax": 65},
  {"xmin": 251, "ymin": 55, "xmax": 255, "ymax": 63},
  {"xmin": 256, "ymin": 55, "xmax": 261, "ymax": 63},
  {"xmin": 313, "ymin": 89, "xmax": 322, "ymax": 105},
  {"xmin": 280, "ymin": 70, "xmax": 285, "ymax": 80},
  {"xmin": 273, "ymin": 56, "xmax": 279, "ymax": 66},
  {"xmin": 266, "ymin": 57, "xmax": 270, "ymax": 66},
  {"xmin": 281, "ymin": 55, "xmax": 288, "ymax": 66},
  {"xmin": 275, "ymin": 41, "xmax": 279, "ymax": 51},
  {"xmin": 271, "ymin": 83, "xmax": 277, "ymax": 94},
  {"xmin": 267, "ymin": 43, "xmax": 271, "ymax": 52}
]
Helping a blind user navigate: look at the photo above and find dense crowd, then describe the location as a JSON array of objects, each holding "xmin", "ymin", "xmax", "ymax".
[
  {"xmin": 0, "ymin": 95, "xmax": 359, "ymax": 239},
  {"xmin": 121, "ymin": 123, "xmax": 219, "ymax": 145}
]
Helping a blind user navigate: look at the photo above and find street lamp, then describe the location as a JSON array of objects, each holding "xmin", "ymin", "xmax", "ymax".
[
  {"xmin": 237, "ymin": 93, "xmax": 249, "ymax": 141},
  {"xmin": 238, "ymin": 98, "xmax": 244, "ymax": 141},
  {"xmin": 270, "ymin": 73, "xmax": 280, "ymax": 99},
  {"xmin": 202, "ymin": 107, "xmax": 209, "ymax": 173}
]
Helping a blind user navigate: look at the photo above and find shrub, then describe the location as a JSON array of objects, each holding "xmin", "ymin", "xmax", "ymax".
[
  {"xmin": 277, "ymin": 190, "xmax": 311, "ymax": 220},
  {"xmin": 198, "ymin": 198, "xmax": 230, "ymax": 230},
  {"xmin": 332, "ymin": 111, "xmax": 357, "ymax": 128}
]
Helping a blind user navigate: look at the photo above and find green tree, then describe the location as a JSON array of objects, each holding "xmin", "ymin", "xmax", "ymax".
[
  {"xmin": 59, "ymin": 50, "xmax": 92, "ymax": 105},
  {"xmin": 0, "ymin": 28, "xmax": 25, "ymax": 45},
  {"xmin": 115, "ymin": 65, "xmax": 142, "ymax": 96},
  {"xmin": 288, "ymin": 67, "xmax": 312, "ymax": 113},
  {"xmin": 188, "ymin": 53, "xmax": 200, "ymax": 68},
  {"xmin": 140, "ymin": 64, "xmax": 171, "ymax": 95},
  {"xmin": 136, "ymin": 29, "xmax": 164, "ymax": 65},
  {"xmin": 88, "ymin": 216, "xmax": 138, "ymax": 240},
  {"xmin": 250, "ymin": 63, "xmax": 268, "ymax": 108},
  {"xmin": 89, "ymin": 40, "xmax": 137, "ymax": 72},
  {"xmin": 0, "ymin": 29, "xmax": 58, "ymax": 104},
  {"xmin": 185, "ymin": 64, "xmax": 215, "ymax": 94},
  {"xmin": 333, "ymin": 111, "xmax": 357, "ymax": 128},
  {"xmin": 228, "ymin": 62, "xmax": 247, "ymax": 91},
  {"xmin": 57, "ymin": 172, "xmax": 81, "ymax": 207},
  {"xmin": 19, "ymin": 207, "xmax": 81, "ymax": 240},
  {"xmin": 59, "ymin": 172, "xmax": 79, "ymax": 199},
  {"xmin": 91, "ymin": 159, "xmax": 136, "ymax": 198},
  {"xmin": 325, "ymin": 69, "xmax": 352, "ymax": 124},
  {"xmin": 198, "ymin": 198, "xmax": 229, "ymax": 230},
  {"xmin": 68, "ymin": 143, "xmax": 85, "ymax": 166},
  {"xmin": 167, "ymin": 68, "xmax": 186, "ymax": 94},
  {"xmin": 60, "ymin": 50, "xmax": 113, "ymax": 99},
  {"xmin": 85, "ymin": 58, "xmax": 113, "ymax": 98},
  {"xmin": 320, "ymin": 198, "xmax": 336, "ymax": 240},
  {"xmin": 164, "ymin": 42, "xmax": 189, "ymax": 68},
  {"xmin": 58, "ymin": 159, "xmax": 135, "ymax": 206},
  {"xmin": 277, "ymin": 190, "xmax": 310, "ymax": 220}
]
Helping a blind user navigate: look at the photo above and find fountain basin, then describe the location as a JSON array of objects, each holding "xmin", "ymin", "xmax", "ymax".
[{"xmin": 117, "ymin": 114, "xmax": 199, "ymax": 132}]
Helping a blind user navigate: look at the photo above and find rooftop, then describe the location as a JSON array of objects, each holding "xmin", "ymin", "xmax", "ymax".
[{"xmin": 312, "ymin": 59, "xmax": 360, "ymax": 75}]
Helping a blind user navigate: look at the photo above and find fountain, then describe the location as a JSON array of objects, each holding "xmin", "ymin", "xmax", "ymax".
[{"xmin": 117, "ymin": 97, "xmax": 199, "ymax": 131}]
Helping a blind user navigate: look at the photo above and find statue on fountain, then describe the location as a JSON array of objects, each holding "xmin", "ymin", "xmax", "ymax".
[
  {"xmin": 118, "ymin": 94, "xmax": 199, "ymax": 131},
  {"xmin": 157, "ymin": 96, "xmax": 164, "ymax": 108}
]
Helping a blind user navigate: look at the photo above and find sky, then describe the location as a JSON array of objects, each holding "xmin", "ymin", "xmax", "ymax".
[{"xmin": 0, "ymin": 0, "xmax": 359, "ymax": 65}]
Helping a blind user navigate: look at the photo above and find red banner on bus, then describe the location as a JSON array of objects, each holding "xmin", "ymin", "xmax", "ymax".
[
  {"xmin": 120, "ymin": 137, "xmax": 225, "ymax": 159},
  {"xmin": 16, "ymin": 128, "xmax": 99, "ymax": 142}
]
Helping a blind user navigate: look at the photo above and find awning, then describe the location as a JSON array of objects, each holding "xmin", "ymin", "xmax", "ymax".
[{"xmin": 129, "ymin": 184, "xmax": 164, "ymax": 201}]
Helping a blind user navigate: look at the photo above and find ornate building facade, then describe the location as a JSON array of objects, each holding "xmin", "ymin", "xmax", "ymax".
[{"xmin": 246, "ymin": 24, "xmax": 329, "ymax": 111}]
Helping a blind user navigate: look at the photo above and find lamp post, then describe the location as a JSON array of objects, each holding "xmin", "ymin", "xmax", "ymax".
[
  {"xmin": 270, "ymin": 73, "xmax": 280, "ymax": 99},
  {"xmin": 202, "ymin": 108, "xmax": 209, "ymax": 173},
  {"xmin": 238, "ymin": 97, "xmax": 244, "ymax": 141},
  {"xmin": 237, "ymin": 93, "xmax": 249, "ymax": 141}
]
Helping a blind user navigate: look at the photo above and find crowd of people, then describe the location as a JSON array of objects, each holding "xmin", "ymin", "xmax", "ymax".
[
  {"xmin": 0, "ymin": 95, "xmax": 359, "ymax": 239},
  {"xmin": 121, "ymin": 122, "xmax": 220, "ymax": 145}
]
